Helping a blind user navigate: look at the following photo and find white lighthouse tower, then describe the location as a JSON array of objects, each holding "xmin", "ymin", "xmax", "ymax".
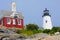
[{"xmin": 42, "ymin": 8, "xmax": 53, "ymax": 29}]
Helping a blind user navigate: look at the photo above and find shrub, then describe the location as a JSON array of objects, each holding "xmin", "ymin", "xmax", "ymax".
[{"xmin": 26, "ymin": 24, "xmax": 39, "ymax": 30}]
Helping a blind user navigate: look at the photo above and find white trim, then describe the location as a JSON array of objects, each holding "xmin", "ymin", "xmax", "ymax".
[{"xmin": 13, "ymin": 19, "xmax": 16, "ymax": 24}]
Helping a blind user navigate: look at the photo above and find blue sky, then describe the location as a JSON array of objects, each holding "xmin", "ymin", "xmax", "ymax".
[{"xmin": 0, "ymin": 0, "xmax": 60, "ymax": 27}]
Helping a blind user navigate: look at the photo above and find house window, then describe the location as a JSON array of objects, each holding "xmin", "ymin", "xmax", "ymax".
[
  {"xmin": 18, "ymin": 19, "xmax": 21, "ymax": 25},
  {"xmin": 14, "ymin": 15, "xmax": 18, "ymax": 18},
  {"xmin": 7, "ymin": 18, "xmax": 11, "ymax": 24},
  {"xmin": 13, "ymin": 19, "xmax": 16, "ymax": 24}
]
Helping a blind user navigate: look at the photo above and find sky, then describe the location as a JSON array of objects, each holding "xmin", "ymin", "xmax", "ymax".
[{"xmin": 0, "ymin": 0, "xmax": 60, "ymax": 27}]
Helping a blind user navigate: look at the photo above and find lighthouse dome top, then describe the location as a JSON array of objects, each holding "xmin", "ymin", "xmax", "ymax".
[
  {"xmin": 44, "ymin": 8, "xmax": 49, "ymax": 12},
  {"xmin": 42, "ymin": 8, "xmax": 51, "ymax": 17}
]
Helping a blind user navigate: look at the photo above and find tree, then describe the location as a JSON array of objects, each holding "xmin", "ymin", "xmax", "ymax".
[{"xmin": 26, "ymin": 24, "xmax": 39, "ymax": 30}]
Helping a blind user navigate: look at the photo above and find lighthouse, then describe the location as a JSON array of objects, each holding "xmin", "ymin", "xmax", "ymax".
[{"xmin": 42, "ymin": 8, "xmax": 53, "ymax": 29}]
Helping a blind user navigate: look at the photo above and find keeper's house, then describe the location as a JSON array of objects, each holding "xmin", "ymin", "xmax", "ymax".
[{"xmin": 0, "ymin": 2, "xmax": 24, "ymax": 29}]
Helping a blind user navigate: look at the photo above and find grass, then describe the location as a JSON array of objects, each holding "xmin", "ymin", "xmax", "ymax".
[{"xmin": 15, "ymin": 29, "xmax": 43, "ymax": 36}]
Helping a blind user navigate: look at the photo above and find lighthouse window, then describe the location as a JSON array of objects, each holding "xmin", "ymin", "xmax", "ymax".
[
  {"xmin": 18, "ymin": 19, "xmax": 21, "ymax": 25},
  {"xmin": 46, "ymin": 20, "xmax": 47, "ymax": 23},
  {"xmin": 7, "ymin": 18, "xmax": 11, "ymax": 24}
]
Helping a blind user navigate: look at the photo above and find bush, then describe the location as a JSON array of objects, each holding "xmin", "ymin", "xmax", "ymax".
[
  {"xmin": 26, "ymin": 24, "xmax": 39, "ymax": 30},
  {"xmin": 43, "ymin": 29, "xmax": 51, "ymax": 34},
  {"xmin": 38, "ymin": 29, "xmax": 43, "ymax": 33},
  {"xmin": 52, "ymin": 27, "xmax": 60, "ymax": 32},
  {"xmin": 49, "ymin": 30, "xmax": 55, "ymax": 34},
  {"xmin": 43, "ymin": 27, "xmax": 60, "ymax": 35}
]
